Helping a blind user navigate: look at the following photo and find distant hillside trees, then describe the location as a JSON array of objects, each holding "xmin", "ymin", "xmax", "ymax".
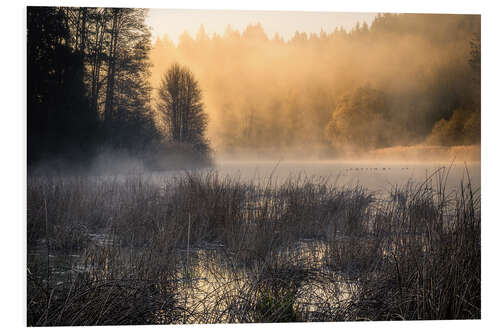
[
  {"xmin": 325, "ymin": 86, "xmax": 404, "ymax": 152},
  {"xmin": 150, "ymin": 14, "xmax": 480, "ymax": 155},
  {"xmin": 426, "ymin": 31, "xmax": 481, "ymax": 146},
  {"xmin": 426, "ymin": 108, "xmax": 480, "ymax": 146},
  {"xmin": 155, "ymin": 64, "xmax": 211, "ymax": 165}
]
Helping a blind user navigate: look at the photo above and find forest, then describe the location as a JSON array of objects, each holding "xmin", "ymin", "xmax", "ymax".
[
  {"xmin": 28, "ymin": 7, "xmax": 210, "ymax": 173},
  {"xmin": 150, "ymin": 13, "xmax": 480, "ymax": 159},
  {"xmin": 28, "ymin": 8, "xmax": 480, "ymax": 171}
]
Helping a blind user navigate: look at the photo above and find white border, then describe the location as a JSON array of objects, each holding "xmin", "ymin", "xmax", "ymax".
[{"xmin": 3, "ymin": 1, "xmax": 499, "ymax": 332}]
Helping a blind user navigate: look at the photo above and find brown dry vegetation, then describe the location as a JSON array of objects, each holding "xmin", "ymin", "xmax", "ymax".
[{"xmin": 27, "ymin": 168, "xmax": 480, "ymax": 325}]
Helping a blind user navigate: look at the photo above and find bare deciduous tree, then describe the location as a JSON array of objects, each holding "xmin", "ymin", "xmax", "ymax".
[{"xmin": 157, "ymin": 64, "xmax": 209, "ymax": 154}]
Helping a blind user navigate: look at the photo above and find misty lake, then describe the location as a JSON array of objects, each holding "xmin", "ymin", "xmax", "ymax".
[
  {"xmin": 28, "ymin": 158, "xmax": 481, "ymax": 324},
  {"xmin": 181, "ymin": 160, "xmax": 481, "ymax": 194}
]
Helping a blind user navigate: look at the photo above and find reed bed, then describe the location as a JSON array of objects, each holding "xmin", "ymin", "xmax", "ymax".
[{"xmin": 27, "ymin": 168, "xmax": 480, "ymax": 325}]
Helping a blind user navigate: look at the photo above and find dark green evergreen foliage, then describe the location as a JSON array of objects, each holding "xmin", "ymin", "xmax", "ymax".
[
  {"xmin": 27, "ymin": 7, "xmax": 100, "ymax": 167},
  {"xmin": 27, "ymin": 7, "xmax": 178, "ymax": 172}
]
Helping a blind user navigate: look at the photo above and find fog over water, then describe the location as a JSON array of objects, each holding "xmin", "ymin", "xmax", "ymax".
[
  {"xmin": 212, "ymin": 160, "xmax": 480, "ymax": 192},
  {"xmin": 144, "ymin": 159, "xmax": 481, "ymax": 197}
]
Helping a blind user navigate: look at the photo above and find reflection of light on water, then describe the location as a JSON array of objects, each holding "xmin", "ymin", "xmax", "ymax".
[
  {"xmin": 174, "ymin": 250, "xmax": 250, "ymax": 323},
  {"xmin": 169, "ymin": 242, "xmax": 360, "ymax": 324}
]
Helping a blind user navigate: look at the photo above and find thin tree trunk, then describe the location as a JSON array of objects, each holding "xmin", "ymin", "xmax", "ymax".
[
  {"xmin": 78, "ymin": 8, "xmax": 87, "ymax": 55},
  {"xmin": 91, "ymin": 12, "xmax": 106, "ymax": 116},
  {"xmin": 104, "ymin": 8, "xmax": 120, "ymax": 129}
]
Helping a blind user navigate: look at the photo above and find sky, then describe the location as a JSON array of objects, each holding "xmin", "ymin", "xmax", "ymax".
[{"xmin": 146, "ymin": 9, "xmax": 378, "ymax": 43}]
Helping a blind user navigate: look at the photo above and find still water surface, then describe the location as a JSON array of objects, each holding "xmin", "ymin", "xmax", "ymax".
[{"xmin": 206, "ymin": 160, "xmax": 481, "ymax": 194}]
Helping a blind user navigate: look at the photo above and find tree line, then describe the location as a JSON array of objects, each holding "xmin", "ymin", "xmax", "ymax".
[
  {"xmin": 28, "ymin": 7, "xmax": 210, "ymax": 172},
  {"xmin": 151, "ymin": 13, "xmax": 480, "ymax": 157},
  {"xmin": 28, "ymin": 9, "xmax": 481, "ymax": 165}
]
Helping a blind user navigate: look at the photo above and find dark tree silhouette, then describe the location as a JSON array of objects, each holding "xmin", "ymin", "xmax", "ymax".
[
  {"xmin": 27, "ymin": 7, "xmax": 100, "ymax": 166},
  {"xmin": 157, "ymin": 64, "xmax": 210, "ymax": 156},
  {"xmin": 101, "ymin": 8, "xmax": 158, "ymax": 153},
  {"xmin": 28, "ymin": 7, "xmax": 167, "ymax": 171}
]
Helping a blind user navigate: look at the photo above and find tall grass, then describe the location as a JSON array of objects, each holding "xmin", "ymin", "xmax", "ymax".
[{"xmin": 27, "ymin": 168, "xmax": 480, "ymax": 325}]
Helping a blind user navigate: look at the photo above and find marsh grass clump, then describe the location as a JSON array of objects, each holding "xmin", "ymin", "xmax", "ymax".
[
  {"xmin": 27, "ymin": 239, "xmax": 183, "ymax": 326},
  {"xmin": 250, "ymin": 254, "xmax": 310, "ymax": 323},
  {"xmin": 27, "ymin": 275, "xmax": 181, "ymax": 326},
  {"xmin": 346, "ymin": 168, "xmax": 480, "ymax": 320},
  {"xmin": 254, "ymin": 286, "xmax": 299, "ymax": 323},
  {"xmin": 27, "ymin": 167, "xmax": 480, "ymax": 325}
]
